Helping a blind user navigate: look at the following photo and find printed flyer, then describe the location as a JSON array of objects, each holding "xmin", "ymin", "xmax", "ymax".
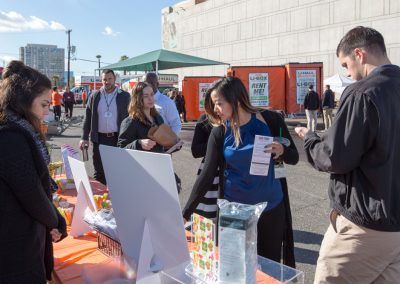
[{"xmin": 191, "ymin": 213, "xmax": 217, "ymax": 281}]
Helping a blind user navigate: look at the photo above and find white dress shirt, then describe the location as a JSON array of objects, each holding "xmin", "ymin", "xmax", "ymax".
[
  {"xmin": 154, "ymin": 90, "xmax": 182, "ymax": 135},
  {"xmin": 97, "ymin": 87, "xmax": 119, "ymax": 133}
]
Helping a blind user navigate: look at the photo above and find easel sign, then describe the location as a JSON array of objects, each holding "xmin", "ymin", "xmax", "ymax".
[
  {"xmin": 68, "ymin": 157, "xmax": 97, "ymax": 237},
  {"xmin": 100, "ymin": 145, "xmax": 191, "ymax": 283}
]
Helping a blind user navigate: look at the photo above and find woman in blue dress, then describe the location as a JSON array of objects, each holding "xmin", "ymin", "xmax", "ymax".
[{"xmin": 183, "ymin": 77, "xmax": 298, "ymax": 266}]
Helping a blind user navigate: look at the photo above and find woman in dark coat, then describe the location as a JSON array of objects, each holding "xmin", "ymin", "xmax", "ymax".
[
  {"xmin": 183, "ymin": 77, "xmax": 298, "ymax": 267},
  {"xmin": 0, "ymin": 61, "xmax": 67, "ymax": 283},
  {"xmin": 118, "ymin": 82, "xmax": 164, "ymax": 153}
]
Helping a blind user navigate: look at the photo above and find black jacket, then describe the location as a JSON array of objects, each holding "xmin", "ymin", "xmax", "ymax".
[
  {"xmin": 82, "ymin": 89, "xmax": 130, "ymax": 143},
  {"xmin": 304, "ymin": 90, "xmax": 320, "ymax": 110},
  {"xmin": 117, "ymin": 115, "xmax": 164, "ymax": 153},
  {"xmin": 304, "ymin": 65, "xmax": 400, "ymax": 232},
  {"xmin": 191, "ymin": 114, "xmax": 212, "ymax": 158},
  {"xmin": 183, "ymin": 110, "xmax": 299, "ymax": 267},
  {"xmin": 322, "ymin": 89, "xmax": 335, "ymax": 109},
  {"xmin": 0, "ymin": 121, "xmax": 67, "ymax": 283}
]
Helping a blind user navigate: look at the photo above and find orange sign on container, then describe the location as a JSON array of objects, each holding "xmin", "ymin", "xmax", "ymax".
[
  {"xmin": 228, "ymin": 66, "xmax": 286, "ymax": 111},
  {"xmin": 182, "ymin": 76, "xmax": 222, "ymax": 121},
  {"xmin": 285, "ymin": 62, "xmax": 323, "ymax": 114}
]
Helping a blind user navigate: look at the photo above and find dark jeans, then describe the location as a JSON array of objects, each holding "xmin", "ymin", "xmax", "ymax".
[
  {"xmin": 257, "ymin": 201, "xmax": 285, "ymax": 262},
  {"xmin": 92, "ymin": 133, "xmax": 118, "ymax": 185},
  {"xmin": 53, "ymin": 105, "xmax": 61, "ymax": 121},
  {"xmin": 64, "ymin": 102, "xmax": 74, "ymax": 118}
]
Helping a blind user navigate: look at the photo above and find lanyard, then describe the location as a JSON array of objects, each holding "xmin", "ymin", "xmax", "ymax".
[{"xmin": 103, "ymin": 92, "xmax": 116, "ymax": 111}]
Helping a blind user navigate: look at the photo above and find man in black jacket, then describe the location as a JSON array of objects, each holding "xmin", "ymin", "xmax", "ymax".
[
  {"xmin": 321, "ymin": 84, "xmax": 335, "ymax": 130},
  {"xmin": 79, "ymin": 69, "xmax": 130, "ymax": 185},
  {"xmin": 303, "ymin": 84, "xmax": 320, "ymax": 132},
  {"xmin": 296, "ymin": 26, "xmax": 400, "ymax": 283}
]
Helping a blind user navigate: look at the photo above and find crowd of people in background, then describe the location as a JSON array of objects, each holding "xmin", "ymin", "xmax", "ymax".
[{"xmin": 1, "ymin": 26, "xmax": 400, "ymax": 284}]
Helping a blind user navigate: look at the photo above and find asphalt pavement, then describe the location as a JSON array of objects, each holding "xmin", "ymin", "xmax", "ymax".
[{"xmin": 48, "ymin": 106, "xmax": 330, "ymax": 284}]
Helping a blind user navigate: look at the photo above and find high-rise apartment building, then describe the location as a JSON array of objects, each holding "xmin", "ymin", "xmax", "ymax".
[{"xmin": 19, "ymin": 44, "xmax": 65, "ymax": 86}]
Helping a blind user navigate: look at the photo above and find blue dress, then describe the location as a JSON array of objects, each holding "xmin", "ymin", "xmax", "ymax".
[{"xmin": 223, "ymin": 113, "xmax": 283, "ymax": 210}]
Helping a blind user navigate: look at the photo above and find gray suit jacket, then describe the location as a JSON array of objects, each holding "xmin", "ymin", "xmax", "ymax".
[{"xmin": 82, "ymin": 88, "xmax": 130, "ymax": 143}]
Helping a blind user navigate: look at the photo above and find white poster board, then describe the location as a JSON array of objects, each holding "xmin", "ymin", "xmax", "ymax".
[
  {"xmin": 61, "ymin": 144, "xmax": 80, "ymax": 179},
  {"xmin": 199, "ymin": 83, "xmax": 212, "ymax": 111},
  {"xmin": 249, "ymin": 73, "xmax": 269, "ymax": 107},
  {"xmin": 296, "ymin": 70, "xmax": 316, "ymax": 104},
  {"xmin": 68, "ymin": 157, "xmax": 97, "ymax": 237},
  {"xmin": 100, "ymin": 146, "xmax": 190, "ymax": 283}
]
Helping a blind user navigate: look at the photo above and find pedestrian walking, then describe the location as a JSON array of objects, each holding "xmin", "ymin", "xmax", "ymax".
[
  {"xmin": 63, "ymin": 86, "xmax": 75, "ymax": 118},
  {"xmin": 304, "ymin": 84, "xmax": 320, "ymax": 132},
  {"xmin": 321, "ymin": 85, "xmax": 335, "ymax": 130},
  {"xmin": 51, "ymin": 86, "xmax": 63, "ymax": 121}
]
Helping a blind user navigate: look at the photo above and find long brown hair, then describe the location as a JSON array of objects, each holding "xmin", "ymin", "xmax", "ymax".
[
  {"xmin": 128, "ymin": 82, "xmax": 159, "ymax": 125},
  {"xmin": 0, "ymin": 60, "xmax": 51, "ymax": 140},
  {"xmin": 204, "ymin": 76, "xmax": 258, "ymax": 146}
]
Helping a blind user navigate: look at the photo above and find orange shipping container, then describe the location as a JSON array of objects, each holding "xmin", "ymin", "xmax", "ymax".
[
  {"xmin": 228, "ymin": 66, "xmax": 286, "ymax": 111},
  {"xmin": 285, "ymin": 62, "xmax": 323, "ymax": 114},
  {"xmin": 182, "ymin": 76, "xmax": 222, "ymax": 121}
]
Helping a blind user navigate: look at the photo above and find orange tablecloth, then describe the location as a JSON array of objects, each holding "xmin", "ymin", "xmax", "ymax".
[{"xmin": 53, "ymin": 179, "xmax": 281, "ymax": 284}]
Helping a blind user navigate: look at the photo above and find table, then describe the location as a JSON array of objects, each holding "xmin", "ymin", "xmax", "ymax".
[{"xmin": 52, "ymin": 179, "xmax": 303, "ymax": 283}]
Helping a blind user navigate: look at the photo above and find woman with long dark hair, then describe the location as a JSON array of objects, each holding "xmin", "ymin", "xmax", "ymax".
[
  {"xmin": 118, "ymin": 82, "xmax": 164, "ymax": 152},
  {"xmin": 0, "ymin": 61, "xmax": 67, "ymax": 283},
  {"xmin": 183, "ymin": 76, "xmax": 298, "ymax": 267}
]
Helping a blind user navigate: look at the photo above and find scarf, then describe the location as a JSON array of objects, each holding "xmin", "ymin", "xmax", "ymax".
[{"xmin": 7, "ymin": 110, "xmax": 56, "ymax": 191}]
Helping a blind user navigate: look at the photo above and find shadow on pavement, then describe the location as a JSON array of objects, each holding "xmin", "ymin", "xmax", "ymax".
[
  {"xmin": 294, "ymin": 247, "xmax": 320, "ymax": 265},
  {"xmin": 294, "ymin": 230, "xmax": 324, "ymax": 245}
]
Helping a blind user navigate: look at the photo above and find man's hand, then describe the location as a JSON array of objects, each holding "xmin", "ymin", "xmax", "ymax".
[
  {"xmin": 295, "ymin": 127, "xmax": 309, "ymax": 140},
  {"xmin": 140, "ymin": 139, "xmax": 156, "ymax": 150},
  {"xmin": 79, "ymin": 140, "xmax": 89, "ymax": 151}
]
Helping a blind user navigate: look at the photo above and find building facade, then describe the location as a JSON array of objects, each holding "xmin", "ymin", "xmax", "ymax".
[
  {"xmin": 19, "ymin": 44, "xmax": 65, "ymax": 86},
  {"xmin": 161, "ymin": 0, "xmax": 400, "ymax": 79}
]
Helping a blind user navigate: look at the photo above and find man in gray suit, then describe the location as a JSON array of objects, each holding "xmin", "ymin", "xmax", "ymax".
[{"xmin": 80, "ymin": 69, "xmax": 130, "ymax": 185}]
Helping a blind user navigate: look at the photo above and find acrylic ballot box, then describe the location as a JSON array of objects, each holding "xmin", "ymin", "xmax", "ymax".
[{"xmin": 184, "ymin": 255, "xmax": 304, "ymax": 284}]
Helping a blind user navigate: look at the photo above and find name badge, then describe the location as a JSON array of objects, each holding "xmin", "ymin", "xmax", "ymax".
[
  {"xmin": 104, "ymin": 111, "xmax": 112, "ymax": 118},
  {"xmin": 274, "ymin": 162, "xmax": 286, "ymax": 179}
]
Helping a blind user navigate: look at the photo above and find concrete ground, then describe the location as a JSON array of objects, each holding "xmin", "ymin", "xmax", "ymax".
[{"xmin": 48, "ymin": 106, "xmax": 331, "ymax": 284}]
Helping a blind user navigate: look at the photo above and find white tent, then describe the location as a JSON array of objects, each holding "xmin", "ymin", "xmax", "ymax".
[{"xmin": 324, "ymin": 74, "xmax": 355, "ymax": 101}]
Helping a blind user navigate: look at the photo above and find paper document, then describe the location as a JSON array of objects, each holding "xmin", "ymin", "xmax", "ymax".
[{"xmin": 249, "ymin": 135, "xmax": 272, "ymax": 176}]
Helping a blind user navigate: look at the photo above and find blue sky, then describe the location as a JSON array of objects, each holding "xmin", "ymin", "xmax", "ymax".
[{"xmin": 0, "ymin": 0, "xmax": 179, "ymax": 75}]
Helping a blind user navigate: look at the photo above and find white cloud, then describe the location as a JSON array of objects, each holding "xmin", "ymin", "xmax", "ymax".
[
  {"xmin": 0, "ymin": 55, "xmax": 18, "ymax": 66},
  {"xmin": 102, "ymin": 26, "xmax": 120, "ymax": 36},
  {"xmin": 0, "ymin": 11, "xmax": 66, "ymax": 32}
]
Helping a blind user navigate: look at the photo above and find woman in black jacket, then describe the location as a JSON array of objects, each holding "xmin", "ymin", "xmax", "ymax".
[
  {"xmin": 118, "ymin": 82, "xmax": 164, "ymax": 152},
  {"xmin": 0, "ymin": 61, "xmax": 67, "ymax": 283},
  {"xmin": 183, "ymin": 77, "xmax": 298, "ymax": 267}
]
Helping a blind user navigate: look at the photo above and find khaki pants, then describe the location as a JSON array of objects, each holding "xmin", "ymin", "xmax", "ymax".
[
  {"xmin": 306, "ymin": 109, "xmax": 318, "ymax": 132},
  {"xmin": 323, "ymin": 108, "xmax": 333, "ymax": 130},
  {"xmin": 314, "ymin": 211, "xmax": 400, "ymax": 284}
]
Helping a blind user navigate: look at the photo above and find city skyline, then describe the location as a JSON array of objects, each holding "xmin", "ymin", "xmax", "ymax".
[{"xmin": 0, "ymin": 0, "xmax": 179, "ymax": 75}]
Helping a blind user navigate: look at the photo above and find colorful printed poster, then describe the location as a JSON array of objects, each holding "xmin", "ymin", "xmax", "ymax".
[
  {"xmin": 296, "ymin": 70, "xmax": 316, "ymax": 104},
  {"xmin": 191, "ymin": 213, "xmax": 217, "ymax": 282},
  {"xmin": 199, "ymin": 83, "xmax": 212, "ymax": 111},
  {"xmin": 249, "ymin": 73, "xmax": 269, "ymax": 107}
]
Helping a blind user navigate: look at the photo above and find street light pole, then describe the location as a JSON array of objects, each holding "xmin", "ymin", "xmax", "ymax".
[
  {"xmin": 66, "ymin": 29, "xmax": 72, "ymax": 87},
  {"xmin": 96, "ymin": 55, "xmax": 101, "ymax": 77}
]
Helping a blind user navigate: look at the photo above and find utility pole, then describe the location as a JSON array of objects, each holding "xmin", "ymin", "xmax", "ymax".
[
  {"xmin": 66, "ymin": 29, "xmax": 72, "ymax": 88},
  {"xmin": 96, "ymin": 55, "xmax": 101, "ymax": 77}
]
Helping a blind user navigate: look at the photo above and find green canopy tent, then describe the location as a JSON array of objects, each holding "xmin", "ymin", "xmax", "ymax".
[{"xmin": 101, "ymin": 49, "xmax": 228, "ymax": 73}]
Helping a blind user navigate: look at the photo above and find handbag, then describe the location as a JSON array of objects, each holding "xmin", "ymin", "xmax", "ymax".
[{"xmin": 147, "ymin": 123, "xmax": 179, "ymax": 148}]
